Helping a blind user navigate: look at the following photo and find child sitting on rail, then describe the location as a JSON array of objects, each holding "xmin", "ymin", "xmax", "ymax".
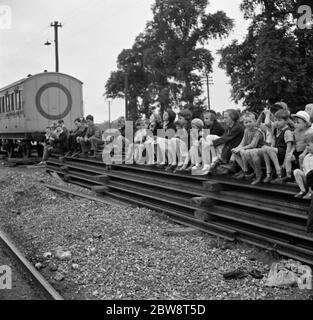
[
  {"xmin": 171, "ymin": 121, "xmax": 189, "ymax": 172},
  {"xmin": 261, "ymin": 109, "xmax": 294, "ymax": 184},
  {"xmin": 187, "ymin": 118, "xmax": 204, "ymax": 172},
  {"xmin": 231, "ymin": 112, "xmax": 264, "ymax": 180},
  {"xmin": 294, "ymin": 132, "xmax": 313, "ymax": 199},
  {"xmin": 199, "ymin": 110, "xmax": 225, "ymax": 174},
  {"xmin": 165, "ymin": 109, "xmax": 192, "ymax": 172},
  {"xmin": 156, "ymin": 109, "xmax": 177, "ymax": 167},
  {"xmin": 144, "ymin": 113, "xmax": 162, "ymax": 166},
  {"xmin": 125, "ymin": 119, "xmax": 147, "ymax": 164},
  {"xmin": 202, "ymin": 109, "xmax": 244, "ymax": 175},
  {"xmin": 282, "ymin": 111, "xmax": 313, "ymax": 182}
]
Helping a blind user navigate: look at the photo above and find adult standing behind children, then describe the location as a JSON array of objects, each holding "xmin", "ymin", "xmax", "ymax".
[{"xmin": 78, "ymin": 115, "xmax": 103, "ymax": 157}]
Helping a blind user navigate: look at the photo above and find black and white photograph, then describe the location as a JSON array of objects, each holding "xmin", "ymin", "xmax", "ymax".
[{"xmin": 1, "ymin": 0, "xmax": 313, "ymax": 307}]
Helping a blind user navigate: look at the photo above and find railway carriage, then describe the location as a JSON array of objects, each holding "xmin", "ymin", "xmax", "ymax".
[{"xmin": 0, "ymin": 72, "xmax": 84, "ymax": 157}]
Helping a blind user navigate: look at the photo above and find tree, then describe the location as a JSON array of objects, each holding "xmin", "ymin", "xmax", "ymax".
[
  {"xmin": 148, "ymin": 0, "xmax": 233, "ymax": 105},
  {"xmin": 105, "ymin": 0, "xmax": 234, "ymax": 118},
  {"xmin": 219, "ymin": 0, "xmax": 313, "ymax": 113}
]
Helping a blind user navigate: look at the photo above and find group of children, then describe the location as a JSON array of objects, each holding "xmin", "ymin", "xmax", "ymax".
[
  {"xmin": 40, "ymin": 103, "xmax": 313, "ymax": 200},
  {"xmin": 39, "ymin": 115, "xmax": 103, "ymax": 164},
  {"xmin": 121, "ymin": 103, "xmax": 313, "ymax": 199}
]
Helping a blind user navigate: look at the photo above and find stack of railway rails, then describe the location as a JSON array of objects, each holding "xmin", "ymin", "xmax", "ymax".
[{"xmin": 45, "ymin": 156, "xmax": 313, "ymax": 266}]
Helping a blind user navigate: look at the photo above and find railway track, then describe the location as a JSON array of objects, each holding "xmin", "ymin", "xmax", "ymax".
[
  {"xmin": 46, "ymin": 156, "xmax": 313, "ymax": 266},
  {"xmin": 0, "ymin": 230, "xmax": 63, "ymax": 300}
]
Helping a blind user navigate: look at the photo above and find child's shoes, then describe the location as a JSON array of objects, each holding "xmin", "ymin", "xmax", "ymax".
[
  {"xmin": 294, "ymin": 190, "xmax": 308, "ymax": 198},
  {"xmin": 303, "ymin": 192, "xmax": 313, "ymax": 200}
]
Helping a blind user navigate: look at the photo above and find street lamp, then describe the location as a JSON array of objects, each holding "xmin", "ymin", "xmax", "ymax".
[{"xmin": 44, "ymin": 21, "xmax": 62, "ymax": 72}]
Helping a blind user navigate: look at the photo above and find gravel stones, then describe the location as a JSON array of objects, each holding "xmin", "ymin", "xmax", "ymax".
[
  {"xmin": 55, "ymin": 249, "xmax": 72, "ymax": 261},
  {"xmin": 0, "ymin": 166, "xmax": 312, "ymax": 300}
]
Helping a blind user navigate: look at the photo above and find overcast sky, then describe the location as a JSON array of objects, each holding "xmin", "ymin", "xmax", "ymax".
[{"xmin": 0, "ymin": 0, "xmax": 249, "ymax": 123}]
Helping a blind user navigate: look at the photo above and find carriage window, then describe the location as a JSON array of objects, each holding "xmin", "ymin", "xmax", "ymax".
[
  {"xmin": 19, "ymin": 90, "xmax": 23, "ymax": 109},
  {"xmin": 10, "ymin": 93, "xmax": 14, "ymax": 111},
  {"xmin": 0, "ymin": 97, "xmax": 2, "ymax": 113},
  {"xmin": 15, "ymin": 91, "xmax": 20, "ymax": 110},
  {"xmin": 6, "ymin": 95, "xmax": 10, "ymax": 112},
  {"xmin": 1, "ymin": 96, "xmax": 4, "ymax": 113},
  {"xmin": 14, "ymin": 91, "xmax": 18, "ymax": 110}
]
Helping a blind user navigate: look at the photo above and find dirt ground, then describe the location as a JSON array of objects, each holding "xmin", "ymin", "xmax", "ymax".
[{"xmin": 0, "ymin": 162, "xmax": 312, "ymax": 300}]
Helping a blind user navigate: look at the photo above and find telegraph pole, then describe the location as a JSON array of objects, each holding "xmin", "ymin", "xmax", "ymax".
[
  {"xmin": 204, "ymin": 73, "xmax": 213, "ymax": 110},
  {"xmin": 124, "ymin": 72, "xmax": 128, "ymax": 120},
  {"xmin": 50, "ymin": 21, "xmax": 62, "ymax": 72}
]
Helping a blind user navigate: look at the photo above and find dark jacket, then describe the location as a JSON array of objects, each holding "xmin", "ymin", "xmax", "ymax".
[
  {"xmin": 85, "ymin": 124, "xmax": 102, "ymax": 139},
  {"xmin": 72, "ymin": 126, "xmax": 87, "ymax": 138},
  {"xmin": 204, "ymin": 120, "xmax": 225, "ymax": 137},
  {"xmin": 213, "ymin": 121, "xmax": 244, "ymax": 163},
  {"xmin": 54, "ymin": 131, "xmax": 68, "ymax": 151},
  {"xmin": 164, "ymin": 121, "xmax": 176, "ymax": 132},
  {"xmin": 213, "ymin": 121, "xmax": 244, "ymax": 149},
  {"xmin": 210, "ymin": 120, "xmax": 225, "ymax": 136}
]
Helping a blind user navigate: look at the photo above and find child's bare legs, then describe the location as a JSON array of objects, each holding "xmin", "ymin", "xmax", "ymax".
[
  {"xmin": 293, "ymin": 168, "xmax": 311, "ymax": 198},
  {"xmin": 294, "ymin": 169, "xmax": 306, "ymax": 192},
  {"xmin": 247, "ymin": 149, "xmax": 263, "ymax": 185},
  {"xmin": 242, "ymin": 150, "xmax": 255, "ymax": 172},
  {"xmin": 262, "ymin": 146, "xmax": 279, "ymax": 182},
  {"xmin": 190, "ymin": 145, "xmax": 201, "ymax": 169},
  {"xmin": 125, "ymin": 143, "xmax": 134, "ymax": 164},
  {"xmin": 137, "ymin": 144, "xmax": 146, "ymax": 164},
  {"xmin": 284, "ymin": 152, "xmax": 293, "ymax": 179},
  {"xmin": 145, "ymin": 141, "xmax": 155, "ymax": 165},
  {"xmin": 201, "ymin": 142, "xmax": 211, "ymax": 170},
  {"xmin": 266, "ymin": 148, "xmax": 282, "ymax": 177},
  {"xmin": 233, "ymin": 153, "xmax": 244, "ymax": 171},
  {"xmin": 177, "ymin": 140, "xmax": 188, "ymax": 169},
  {"xmin": 167, "ymin": 138, "xmax": 177, "ymax": 166},
  {"xmin": 156, "ymin": 138, "xmax": 166, "ymax": 165}
]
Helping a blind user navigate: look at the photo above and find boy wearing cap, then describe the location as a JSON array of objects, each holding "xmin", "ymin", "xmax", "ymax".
[
  {"xmin": 294, "ymin": 132, "xmax": 313, "ymax": 199},
  {"xmin": 262, "ymin": 109, "xmax": 294, "ymax": 184},
  {"xmin": 284, "ymin": 111, "xmax": 313, "ymax": 182}
]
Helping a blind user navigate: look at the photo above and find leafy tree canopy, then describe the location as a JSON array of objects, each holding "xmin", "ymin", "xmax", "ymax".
[
  {"xmin": 105, "ymin": 0, "xmax": 233, "ymax": 119},
  {"xmin": 219, "ymin": 0, "xmax": 313, "ymax": 113}
]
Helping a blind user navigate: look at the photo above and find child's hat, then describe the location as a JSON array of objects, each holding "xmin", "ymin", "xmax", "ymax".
[
  {"xmin": 291, "ymin": 111, "xmax": 311, "ymax": 125},
  {"xmin": 273, "ymin": 101, "xmax": 288, "ymax": 110},
  {"xmin": 191, "ymin": 118, "xmax": 204, "ymax": 129}
]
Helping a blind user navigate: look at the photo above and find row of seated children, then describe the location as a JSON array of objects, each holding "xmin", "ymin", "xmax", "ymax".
[
  {"xmin": 122, "ymin": 103, "xmax": 313, "ymax": 199},
  {"xmin": 39, "ymin": 115, "xmax": 103, "ymax": 164}
]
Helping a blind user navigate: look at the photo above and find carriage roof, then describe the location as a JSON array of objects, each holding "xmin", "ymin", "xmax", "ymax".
[{"xmin": 0, "ymin": 72, "xmax": 83, "ymax": 92}]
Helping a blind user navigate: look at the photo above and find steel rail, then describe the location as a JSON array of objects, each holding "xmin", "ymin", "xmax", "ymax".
[{"xmin": 0, "ymin": 230, "xmax": 63, "ymax": 300}]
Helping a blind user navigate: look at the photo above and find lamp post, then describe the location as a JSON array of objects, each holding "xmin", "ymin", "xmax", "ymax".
[
  {"xmin": 201, "ymin": 72, "xmax": 214, "ymax": 110},
  {"xmin": 107, "ymin": 97, "xmax": 113, "ymax": 129},
  {"xmin": 44, "ymin": 21, "xmax": 62, "ymax": 72}
]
